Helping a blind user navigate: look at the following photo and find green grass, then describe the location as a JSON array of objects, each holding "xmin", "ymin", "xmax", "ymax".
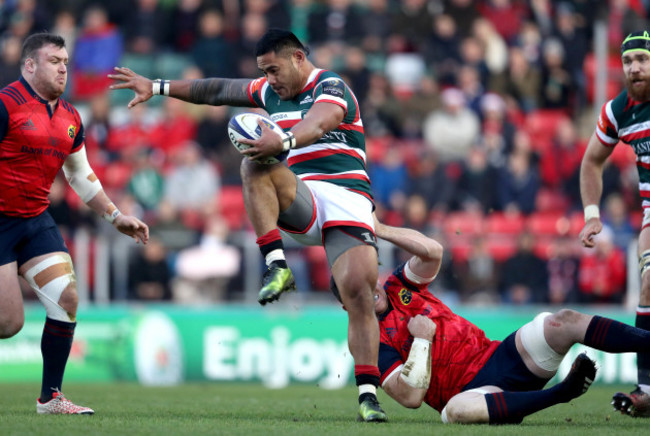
[{"xmin": 0, "ymin": 383, "xmax": 648, "ymax": 435}]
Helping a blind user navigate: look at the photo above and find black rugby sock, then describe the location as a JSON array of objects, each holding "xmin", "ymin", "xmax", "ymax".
[{"xmin": 40, "ymin": 317, "xmax": 75, "ymax": 402}]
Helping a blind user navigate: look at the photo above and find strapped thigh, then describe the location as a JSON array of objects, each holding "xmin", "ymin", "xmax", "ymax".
[{"xmin": 278, "ymin": 176, "xmax": 316, "ymax": 233}]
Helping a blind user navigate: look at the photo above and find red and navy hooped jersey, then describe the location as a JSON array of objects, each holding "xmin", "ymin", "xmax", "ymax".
[
  {"xmin": 0, "ymin": 77, "xmax": 84, "ymax": 217},
  {"xmin": 378, "ymin": 264, "xmax": 501, "ymax": 412}
]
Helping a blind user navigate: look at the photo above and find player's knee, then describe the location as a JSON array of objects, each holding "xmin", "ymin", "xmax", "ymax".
[
  {"xmin": 0, "ymin": 314, "xmax": 24, "ymax": 338},
  {"xmin": 442, "ymin": 400, "xmax": 484, "ymax": 424},
  {"xmin": 549, "ymin": 308, "xmax": 581, "ymax": 325},
  {"xmin": 58, "ymin": 284, "xmax": 79, "ymax": 318}
]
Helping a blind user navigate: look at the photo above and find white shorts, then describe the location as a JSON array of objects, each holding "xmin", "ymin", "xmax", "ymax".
[{"xmin": 280, "ymin": 179, "xmax": 374, "ymax": 246}]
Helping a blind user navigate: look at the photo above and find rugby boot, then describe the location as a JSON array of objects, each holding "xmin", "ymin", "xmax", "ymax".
[
  {"xmin": 357, "ymin": 395, "xmax": 388, "ymax": 422},
  {"xmin": 612, "ymin": 386, "xmax": 650, "ymax": 417},
  {"xmin": 258, "ymin": 265, "xmax": 296, "ymax": 305}
]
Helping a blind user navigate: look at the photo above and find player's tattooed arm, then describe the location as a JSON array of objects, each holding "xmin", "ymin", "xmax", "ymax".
[{"xmin": 189, "ymin": 78, "xmax": 254, "ymax": 107}]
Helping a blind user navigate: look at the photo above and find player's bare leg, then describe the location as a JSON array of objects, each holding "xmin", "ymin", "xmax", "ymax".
[
  {"xmin": 0, "ymin": 262, "xmax": 24, "ymax": 338},
  {"xmin": 333, "ymin": 246, "xmax": 386, "ymax": 422},
  {"xmin": 18, "ymin": 253, "xmax": 93, "ymax": 414},
  {"xmin": 241, "ymin": 160, "xmax": 297, "ymax": 304}
]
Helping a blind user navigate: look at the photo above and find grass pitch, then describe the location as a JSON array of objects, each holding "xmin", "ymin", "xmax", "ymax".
[{"xmin": 0, "ymin": 383, "xmax": 648, "ymax": 435}]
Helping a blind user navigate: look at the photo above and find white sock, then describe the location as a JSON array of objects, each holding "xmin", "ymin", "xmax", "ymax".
[
  {"xmin": 265, "ymin": 249, "xmax": 286, "ymax": 267},
  {"xmin": 359, "ymin": 384, "xmax": 377, "ymax": 397}
]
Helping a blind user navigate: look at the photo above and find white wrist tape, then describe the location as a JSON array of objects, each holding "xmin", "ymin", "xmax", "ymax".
[
  {"xmin": 103, "ymin": 204, "xmax": 122, "ymax": 224},
  {"xmin": 62, "ymin": 147, "xmax": 103, "ymax": 203},
  {"xmin": 399, "ymin": 337, "xmax": 432, "ymax": 389},
  {"xmin": 281, "ymin": 131, "xmax": 297, "ymax": 151},
  {"xmin": 152, "ymin": 79, "xmax": 169, "ymax": 96},
  {"xmin": 584, "ymin": 204, "xmax": 600, "ymax": 222}
]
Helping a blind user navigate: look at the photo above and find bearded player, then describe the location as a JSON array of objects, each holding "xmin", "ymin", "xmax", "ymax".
[{"xmin": 579, "ymin": 30, "xmax": 650, "ymax": 417}]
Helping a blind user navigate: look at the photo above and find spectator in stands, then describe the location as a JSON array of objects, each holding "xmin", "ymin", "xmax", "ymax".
[
  {"xmin": 425, "ymin": 13, "xmax": 462, "ymax": 87},
  {"xmin": 478, "ymin": 0, "xmax": 526, "ymax": 44},
  {"xmin": 384, "ymin": 34, "xmax": 427, "ymax": 100},
  {"xmin": 361, "ymin": 72, "xmax": 404, "ymax": 137},
  {"xmin": 236, "ymin": 12, "xmax": 269, "ymax": 78},
  {"xmin": 539, "ymin": 117, "xmax": 584, "ymax": 191},
  {"xmin": 553, "ymin": 2, "xmax": 589, "ymax": 109},
  {"xmin": 106, "ymin": 102, "xmax": 156, "ymax": 162},
  {"xmin": 423, "ymin": 87, "xmax": 480, "ymax": 163},
  {"xmin": 547, "ymin": 235, "xmax": 580, "ymax": 305},
  {"xmin": 83, "ymin": 91, "xmax": 112, "ymax": 164},
  {"xmin": 496, "ymin": 146, "xmax": 541, "ymax": 214},
  {"xmin": 128, "ymin": 235, "xmax": 172, "ymax": 301},
  {"xmin": 149, "ymin": 98, "xmax": 198, "ymax": 156},
  {"xmin": 400, "ymin": 75, "xmax": 442, "ymax": 137},
  {"xmin": 497, "ymin": 45, "xmax": 542, "ymax": 113},
  {"xmin": 479, "ymin": 92, "xmax": 515, "ymax": 154},
  {"xmin": 163, "ymin": 141, "xmax": 220, "ymax": 226},
  {"xmin": 407, "ymin": 149, "xmax": 455, "ymax": 214},
  {"xmin": 458, "ymin": 35, "xmax": 490, "ymax": 88},
  {"xmin": 173, "ymin": 216, "xmax": 241, "ymax": 303},
  {"xmin": 443, "ymin": 0, "xmax": 480, "ymax": 39},
  {"xmin": 127, "ymin": 147, "xmax": 165, "ymax": 215},
  {"xmin": 195, "ymin": 105, "xmax": 241, "ymax": 184},
  {"xmin": 168, "ymin": 0, "xmax": 203, "ymax": 51},
  {"xmin": 457, "ymin": 65, "xmax": 485, "ymax": 116},
  {"xmin": 358, "ymin": 0, "xmax": 392, "ymax": 53},
  {"xmin": 472, "ymin": 17, "xmax": 508, "ymax": 81},
  {"xmin": 307, "ymin": 0, "xmax": 365, "ymax": 46},
  {"xmin": 191, "ymin": 9, "xmax": 237, "ymax": 78},
  {"xmin": 539, "ymin": 37, "xmax": 572, "ymax": 110},
  {"xmin": 602, "ymin": 192, "xmax": 636, "ymax": 252},
  {"xmin": 72, "ymin": 5, "xmax": 123, "ymax": 100},
  {"xmin": 370, "ymin": 146, "xmax": 409, "ymax": 213},
  {"xmin": 454, "ymin": 235, "xmax": 500, "ymax": 304},
  {"xmin": 499, "ymin": 231, "xmax": 549, "ymax": 304},
  {"xmin": 454, "ymin": 145, "xmax": 498, "ymax": 213},
  {"xmin": 123, "ymin": 0, "xmax": 171, "ymax": 54},
  {"xmin": 577, "ymin": 225, "xmax": 626, "ymax": 304},
  {"xmin": 0, "ymin": 35, "xmax": 22, "ymax": 87},
  {"xmin": 391, "ymin": 0, "xmax": 435, "ymax": 49},
  {"xmin": 340, "ymin": 46, "xmax": 372, "ymax": 107}
]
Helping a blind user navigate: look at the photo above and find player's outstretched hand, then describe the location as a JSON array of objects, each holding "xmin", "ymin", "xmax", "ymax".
[
  {"xmin": 407, "ymin": 315, "xmax": 437, "ymax": 342},
  {"xmin": 113, "ymin": 214, "xmax": 149, "ymax": 245},
  {"xmin": 108, "ymin": 67, "xmax": 153, "ymax": 108},
  {"xmin": 579, "ymin": 218, "xmax": 602, "ymax": 248}
]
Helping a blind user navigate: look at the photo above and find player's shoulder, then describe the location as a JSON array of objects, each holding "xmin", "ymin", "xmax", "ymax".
[
  {"xmin": 58, "ymin": 97, "xmax": 81, "ymax": 119},
  {"xmin": 0, "ymin": 80, "xmax": 28, "ymax": 107},
  {"xmin": 608, "ymin": 89, "xmax": 634, "ymax": 116}
]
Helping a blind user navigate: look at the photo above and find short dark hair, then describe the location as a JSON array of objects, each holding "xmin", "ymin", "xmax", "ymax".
[
  {"xmin": 255, "ymin": 28, "xmax": 309, "ymax": 57},
  {"xmin": 21, "ymin": 33, "xmax": 66, "ymax": 64}
]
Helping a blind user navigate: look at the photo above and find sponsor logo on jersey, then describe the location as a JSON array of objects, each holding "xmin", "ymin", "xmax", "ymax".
[
  {"xmin": 299, "ymin": 95, "xmax": 313, "ymax": 105},
  {"xmin": 321, "ymin": 78, "xmax": 344, "ymax": 99},
  {"xmin": 398, "ymin": 288, "xmax": 412, "ymax": 306},
  {"xmin": 20, "ymin": 119, "xmax": 37, "ymax": 131},
  {"xmin": 67, "ymin": 125, "xmax": 76, "ymax": 139}
]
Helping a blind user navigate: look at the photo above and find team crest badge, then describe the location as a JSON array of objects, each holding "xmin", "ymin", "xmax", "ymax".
[
  {"xmin": 398, "ymin": 288, "xmax": 412, "ymax": 305},
  {"xmin": 67, "ymin": 125, "xmax": 76, "ymax": 139}
]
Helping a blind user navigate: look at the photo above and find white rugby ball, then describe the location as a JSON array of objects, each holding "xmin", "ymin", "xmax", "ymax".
[{"xmin": 227, "ymin": 112, "xmax": 289, "ymax": 165}]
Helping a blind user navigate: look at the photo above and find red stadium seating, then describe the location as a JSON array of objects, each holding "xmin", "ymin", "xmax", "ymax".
[
  {"xmin": 218, "ymin": 185, "xmax": 247, "ymax": 230},
  {"xmin": 525, "ymin": 109, "xmax": 570, "ymax": 152},
  {"xmin": 443, "ymin": 211, "xmax": 485, "ymax": 237},
  {"xmin": 485, "ymin": 212, "xmax": 525, "ymax": 235}
]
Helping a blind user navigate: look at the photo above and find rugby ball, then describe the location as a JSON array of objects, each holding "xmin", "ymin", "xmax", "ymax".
[{"xmin": 228, "ymin": 113, "xmax": 289, "ymax": 165}]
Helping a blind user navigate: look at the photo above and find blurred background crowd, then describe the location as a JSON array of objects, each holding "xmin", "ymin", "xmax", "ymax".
[{"xmin": 1, "ymin": 0, "xmax": 647, "ymax": 307}]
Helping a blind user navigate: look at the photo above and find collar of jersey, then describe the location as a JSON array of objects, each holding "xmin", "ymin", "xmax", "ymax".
[{"xmin": 19, "ymin": 76, "xmax": 52, "ymax": 105}]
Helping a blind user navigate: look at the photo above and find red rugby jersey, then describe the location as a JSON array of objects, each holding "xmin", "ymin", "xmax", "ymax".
[
  {"xmin": 0, "ymin": 77, "xmax": 84, "ymax": 217},
  {"xmin": 378, "ymin": 264, "xmax": 501, "ymax": 412}
]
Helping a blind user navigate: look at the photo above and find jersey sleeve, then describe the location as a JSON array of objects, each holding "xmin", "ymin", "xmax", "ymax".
[
  {"xmin": 72, "ymin": 122, "xmax": 85, "ymax": 152},
  {"xmin": 246, "ymin": 77, "xmax": 266, "ymax": 109},
  {"xmin": 595, "ymin": 100, "xmax": 619, "ymax": 147},
  {"xmin": 313, "ymin": 76, "xmax": 348, "ymax": 113},
  {"xmin": 0, "ymin": 99, "xmax": 8, "ymax": 142},
  {"xmin": 378, "ymin": 342, "xmax": 403, "ymax": 385}
]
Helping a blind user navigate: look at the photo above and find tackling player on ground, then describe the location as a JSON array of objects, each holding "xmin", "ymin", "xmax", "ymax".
[
  {"xmin": 579, "ymin": 30, "xmax": 650, "ymax": 417},
  {"xmin": 0, "ymin": 33, "xmax": 148, "ymax": 415},
  {"xmin": 109, "ymin": 29, "xmax": 386, "ymax": 422},
  {"xmin": 333, "ymin": 217, "xmax": 650, "ymax": 423}
]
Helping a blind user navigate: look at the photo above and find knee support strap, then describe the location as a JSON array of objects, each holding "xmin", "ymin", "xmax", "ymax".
[
  {"xmin": 519, "ymin": 312, "xmax": 564, "ymax": 372},
  {"xmin": 23, "ymin": 254, "xmax": 76, "ymax": 322}
]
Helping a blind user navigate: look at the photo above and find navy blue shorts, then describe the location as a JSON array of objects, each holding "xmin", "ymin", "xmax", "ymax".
[
  {"xmin": 0, "ymin": 210, "xmax": 68, "ymax": 267},
  {"xmin": 462, "ymin": 332, "xmax": 549, "ymax": 392}
]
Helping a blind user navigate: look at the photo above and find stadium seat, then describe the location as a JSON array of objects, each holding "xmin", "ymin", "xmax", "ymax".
[
  {"xmin": 526, "ymin": 211, "xmax": 571, "ymax": 236},
  {"xmin": 484, "ymin": 212, "xmax": 525, "ymax": 235},
  {"xmin": 448, "ymin": 235, "xmax": 473, "ymax": 263},
  {"xmin": 218, "ymin": 185, "xmax": 247, "ymax": 230},
  {"xmin": 486, "ymin": 234, "xmax": 517, "ymax": 262},
  {"xmin": 535, "ymin": 188, "xmax": 570, "ymax": 213},
  {"xmin": 443, "ymin": 211, "xmax": 484, "ymax": 237},
  {"xmin": 525, "ymin": 109, "xmax": 571, "ymax": 152}
]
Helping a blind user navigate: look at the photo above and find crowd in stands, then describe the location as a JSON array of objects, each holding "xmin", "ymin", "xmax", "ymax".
[{"xmin": 1, "ymin": 0, "xmax": 647, "ymax": 305}]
